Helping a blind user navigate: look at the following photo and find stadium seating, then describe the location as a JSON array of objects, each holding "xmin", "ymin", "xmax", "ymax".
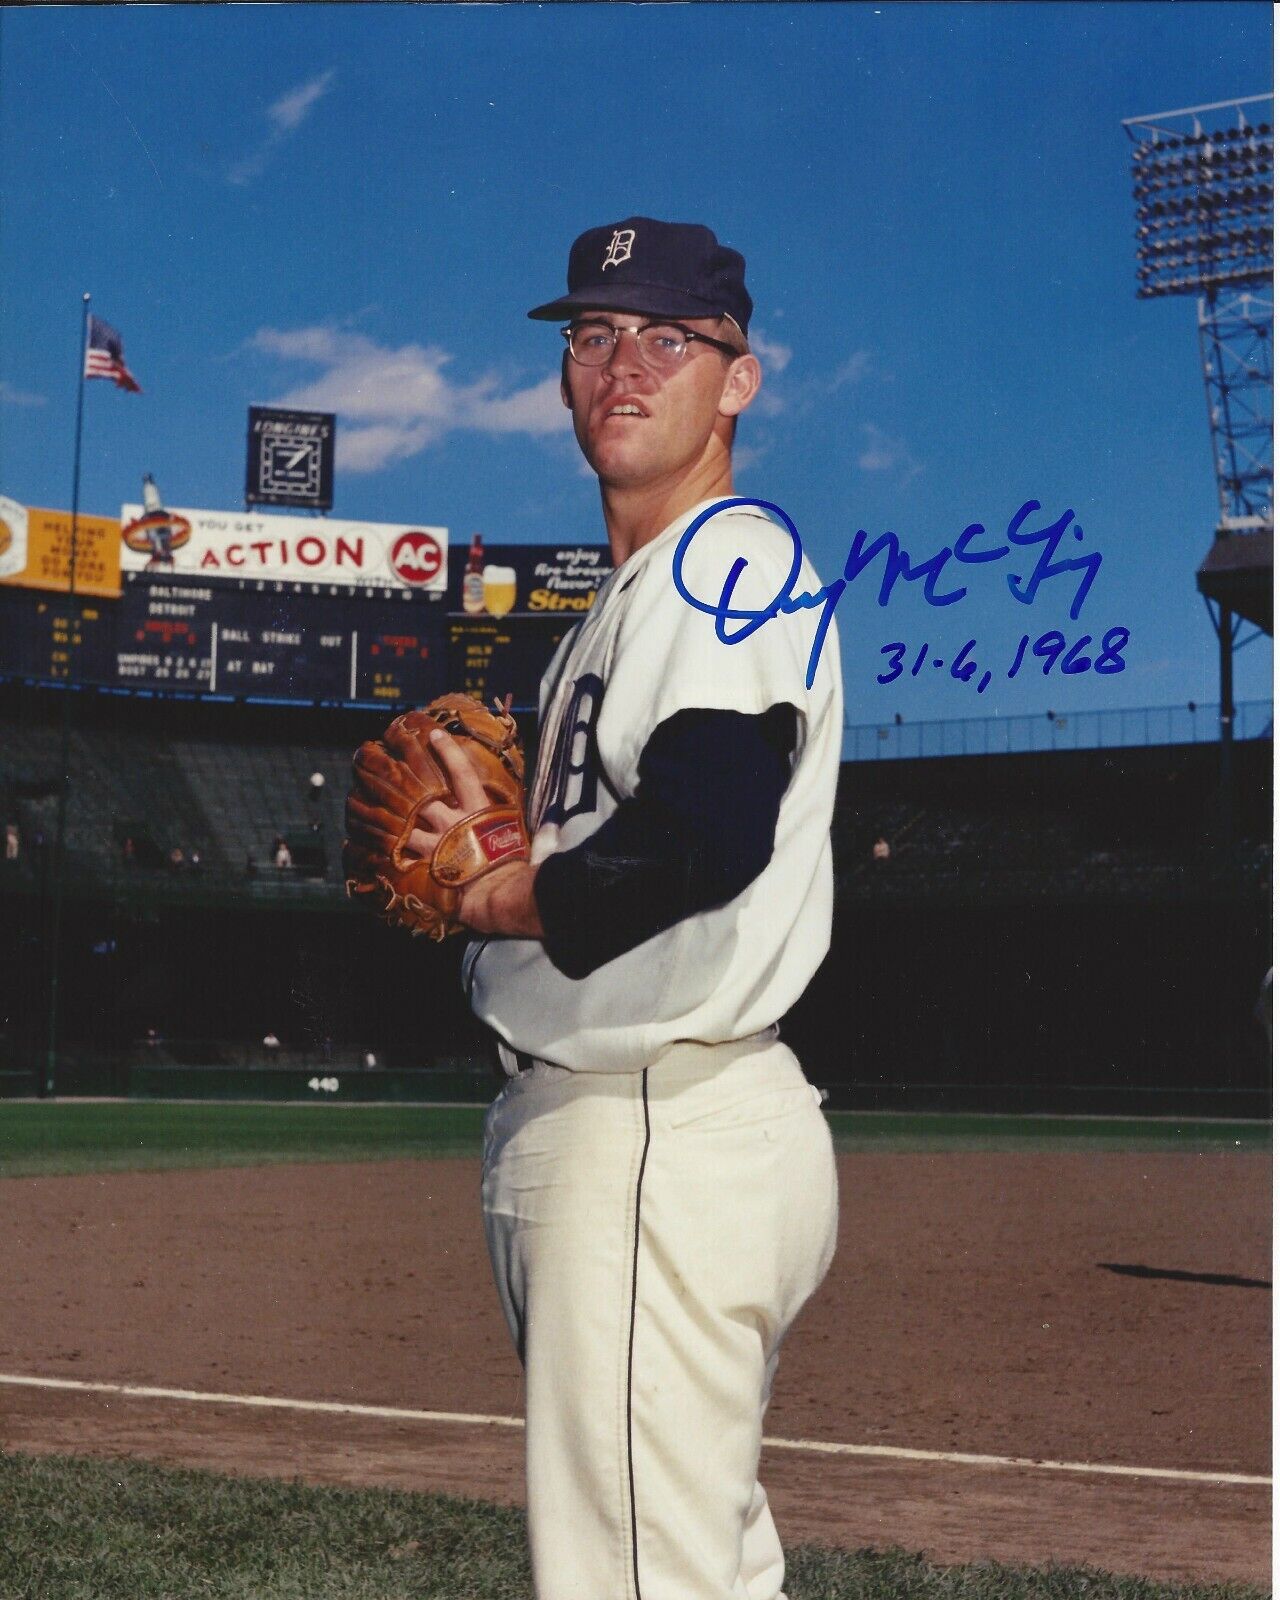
[
  {"xmin": 0, "ymin": 690, "xmax": 1269, "ymax": 911},
  {"xmin": 0, "ymin": 705, "xmax": 352, "ymax": 903}
]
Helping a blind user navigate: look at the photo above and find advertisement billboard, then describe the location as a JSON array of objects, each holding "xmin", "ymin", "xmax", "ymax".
[
  {"xmin": 119, "ymin": 504, "xmax": 448, "ymax": 596},
  {"xmin": 0, "ymin": 539, "xmax": 608, "ymax": 709},
  {"xmin": 245, "ymin": 407, "xmax": 336, "ymax": 511},
  {"xmin": 443, "ymin": 541, "xmax": 609, "ymax": 616},
  {"xmin": 444, "ymin": 542, "xmax": 610, "ymax": 704},
  {"xmin": 0, "ymin": 495, "xmax": 123, "ymax": 598}
]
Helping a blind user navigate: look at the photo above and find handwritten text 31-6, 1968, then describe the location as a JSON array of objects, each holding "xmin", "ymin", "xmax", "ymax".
[{"xmin": 877, "ymin": 627, "xmax": 1130, "ymax": 695}]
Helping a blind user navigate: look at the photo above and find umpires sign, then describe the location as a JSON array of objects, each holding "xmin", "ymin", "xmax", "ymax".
[{"xmin": 245, "ymin": 407, "xmax": 335, "ymax": 511}]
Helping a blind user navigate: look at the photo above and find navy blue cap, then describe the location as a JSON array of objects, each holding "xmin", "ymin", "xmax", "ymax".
[{"xmin": 527, "ymin": 216, "xmax": 752, "ymax": 335}]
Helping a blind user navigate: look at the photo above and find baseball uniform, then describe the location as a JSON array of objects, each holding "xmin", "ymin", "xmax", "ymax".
[{"xmin": 467, "ymin": 496, "xmax": 842, "ymax": 1599}]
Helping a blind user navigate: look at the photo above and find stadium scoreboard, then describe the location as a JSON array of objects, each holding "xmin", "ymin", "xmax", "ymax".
[
  {"xmin": 0, "ymin": 541, "xmax": 608, "ymax": 710},
  {"xmin": 121, "ymin": 581, "xmax": 445, "ymax": 703}
]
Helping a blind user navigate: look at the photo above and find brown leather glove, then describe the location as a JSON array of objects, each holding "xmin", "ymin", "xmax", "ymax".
[{"xmin": 343, "ymin": 694, "xmax": 528, "ymax": 939}]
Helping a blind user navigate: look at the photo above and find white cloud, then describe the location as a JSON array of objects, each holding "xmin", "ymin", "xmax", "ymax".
[
  {"xmin": 228, "ymin": 149, "xmax": 268, "ymax": 188},
  {"xmin": 745, "ymin": 332, "xmax": 791, "ymax": 419},
  {"xmin": 229, "ymin": 70, "xmax": 337, "ymax": 185},
  {"xmin": 269, "ymin": 70, "xmax": 336, "ymax": 133},
  {"xmin": 749, "ymin": 345, "xmax": 870, "ymax": 423},
  {"xmin": 257, "ymin": 331, "xmax": 456, "ymax": 424},
  {"xmin": 0, "ymin": 380, "xmax": 46, "ymax": 407},
  {"xmin": 228, "ymin": 149, "xmax": 269, "ymax": 188},
  {"xmin": 857, "ymin": 423, "xmax": 922, "ymax": 480},
  {"xmin": 253, "ymin": 325, "xmax": 571, "ymax": 472},
  {"xmin": 463, "ymin": 373, "xmax": 567, "ymax": 435},
  {"xmin": 252, "ymin": 326, "xmax": 345, "ymax": 364},
  {"xmin": 731, "ymin": 443, "xmax": 769, "ymax": 476},
  {"xmin": 827, "ymin": 351, "xmax": 871, "ymax": 391},
  {"xmin": 750, "ymin": 332, "xmax": 792, "ymax": 374},
  {"xmin": 337, "ymin": 422, "xmax": 438, "ymax": 473}
]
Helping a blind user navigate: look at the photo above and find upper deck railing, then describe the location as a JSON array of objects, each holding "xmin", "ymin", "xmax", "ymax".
[{"xmin": 843, "ymin": 699, "xmax": 1272, "ymax": 762}]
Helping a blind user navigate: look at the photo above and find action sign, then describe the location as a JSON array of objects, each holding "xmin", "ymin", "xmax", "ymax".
[
  {"xmin": 120, "ymin": 503, "xmax": 448, "ymax": 596},
  {"xmin": 245, "ymin": 407, "xmax": 335, "ymax": 510}
]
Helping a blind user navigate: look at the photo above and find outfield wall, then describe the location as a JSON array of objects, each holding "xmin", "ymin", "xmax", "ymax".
[
  {"xmin": 2, "ymin": 892, "xmax": 1266, "ymax": 1116},
  {"xmin": 0, "ymin": 1062, "xmax": 497, "ymax": 1104},
  {"xmin": 2, "ymin": 734, "xmax": 1269, "ymax": 1118}
]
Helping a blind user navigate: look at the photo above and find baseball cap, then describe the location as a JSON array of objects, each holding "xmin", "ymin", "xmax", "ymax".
[{"xmin": 526, "ymin": 216, "xmax": 753, "ymax": 335}]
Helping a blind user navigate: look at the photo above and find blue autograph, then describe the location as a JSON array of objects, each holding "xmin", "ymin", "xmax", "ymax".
[{"xmin": 671, "ymin": 495, "xmax": 1105, "ymax": 689}]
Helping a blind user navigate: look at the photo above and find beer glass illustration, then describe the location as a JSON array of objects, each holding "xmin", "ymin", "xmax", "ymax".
[{"xmin": 483, "ymin": 564, "xmax": 517, "ymax": 618}]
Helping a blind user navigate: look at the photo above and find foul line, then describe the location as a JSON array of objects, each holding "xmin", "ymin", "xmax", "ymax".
[{"xmin": 0, "ymin": 1372, "xmax": 1267, "ymax": 1488}]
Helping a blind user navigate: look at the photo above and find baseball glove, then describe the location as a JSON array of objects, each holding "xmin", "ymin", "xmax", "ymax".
[{"xmin": 343, "ymin": 693, "xmax": 528, "ymax": 940}]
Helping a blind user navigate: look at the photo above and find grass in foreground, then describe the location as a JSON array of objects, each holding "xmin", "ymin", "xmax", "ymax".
[
  {"xmin": 0, "ymin": 1100, "xmax": 1268, "ymax": 1178},
  {"xmin": 0, "ymin": 1452, "xmax": 1265, "ymax": 1600}
]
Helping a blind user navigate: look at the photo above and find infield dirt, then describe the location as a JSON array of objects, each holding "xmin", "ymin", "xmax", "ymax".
[{"xmin": 0, "ymin": 1151, "xmax": 1269, "ymax": 1583}]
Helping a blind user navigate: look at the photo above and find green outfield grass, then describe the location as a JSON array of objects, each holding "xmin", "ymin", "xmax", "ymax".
[
  {"xmin": 0, "ymin": 1100, "xmax": 1268, "ymax": 1177},
  {"xmin": 0, "ymin": 1452, "xmax": 1264, "ymax": 1600},
  {"xmin": 822, "ymin": 1110, "xmax": 1271, "ymax": 1155},
  {"xmin": 0, "ymin": 1101, "xmax": 488, "ymax": 1178}
]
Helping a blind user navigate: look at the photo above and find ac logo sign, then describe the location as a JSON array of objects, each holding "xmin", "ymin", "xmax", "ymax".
[{"xmin": 390, "ymin": 530, "xmax": 444, "ymax": 586}]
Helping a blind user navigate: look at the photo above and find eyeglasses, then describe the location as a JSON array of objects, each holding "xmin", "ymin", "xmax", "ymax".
[{"xmin": 560, "ymin": 318, "xmax": 741, "ymax": 369}]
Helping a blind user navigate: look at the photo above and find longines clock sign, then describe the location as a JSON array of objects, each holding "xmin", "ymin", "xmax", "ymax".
[{"xmin": 245, "ymin": 406, "xmax": 336, "ymax": 511}]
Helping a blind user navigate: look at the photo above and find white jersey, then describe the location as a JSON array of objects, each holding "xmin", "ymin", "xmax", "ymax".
[{"xmin": 463, "ymin": 497, "xmax": 842, "ymax": 1074}]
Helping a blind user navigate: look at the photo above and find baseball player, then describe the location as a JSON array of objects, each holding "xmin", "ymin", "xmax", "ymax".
[{"xmin": 410, "ymin": 216, "xmax": 843, "ymax": 1599}]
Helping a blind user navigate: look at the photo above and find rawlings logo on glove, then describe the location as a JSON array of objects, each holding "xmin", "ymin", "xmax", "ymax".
[{"xmin": 343, "ymin": 693, "xmax": 529, "ymax": 939}]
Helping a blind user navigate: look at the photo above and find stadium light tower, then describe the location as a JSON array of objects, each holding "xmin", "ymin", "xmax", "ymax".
[{"xmin": 1122, "ymin": 94, "xmax": 1273, "ymax": 846}]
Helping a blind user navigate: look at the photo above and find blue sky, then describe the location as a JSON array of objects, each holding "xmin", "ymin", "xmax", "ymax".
[{"xmin": 0, "ymin": 1, "xmax": 1271, "ymax": 726}]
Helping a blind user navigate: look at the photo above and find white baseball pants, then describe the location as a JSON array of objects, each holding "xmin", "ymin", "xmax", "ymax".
[{"xmin": 481, "ymin": 1031, "xmax": 839, "ymax": 1600}]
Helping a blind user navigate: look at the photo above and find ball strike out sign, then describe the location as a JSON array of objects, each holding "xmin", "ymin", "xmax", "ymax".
[
  {"xmin": 119, "ymin": 504, "xmax": 448, "ymax": 596},
  {"xmin": 245, "ymin": 407, "xmax": 336, "ymax": 511}
]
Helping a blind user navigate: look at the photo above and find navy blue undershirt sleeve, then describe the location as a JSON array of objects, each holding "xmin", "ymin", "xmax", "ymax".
[{"xmin": 533, "ymin": 703, "xmax": 797, "ymax": 980}]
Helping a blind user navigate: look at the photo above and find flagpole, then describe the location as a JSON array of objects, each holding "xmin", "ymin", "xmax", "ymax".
[{"xmin": 43, "ymin": 292, "xmax": 92, "ymax": 1099}]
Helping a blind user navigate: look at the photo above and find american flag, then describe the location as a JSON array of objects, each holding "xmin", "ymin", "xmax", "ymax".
[{"xmin": 84, "ymin": 315, "xmax": 142, "ymax": 392}]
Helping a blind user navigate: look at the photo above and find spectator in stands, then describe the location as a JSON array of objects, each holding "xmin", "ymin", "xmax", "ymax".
[
  {"xmin": 189, "ymin": 849, "xmax": 203, "ymax": 873},
  {"xmin": 273, "ymin": 836, "xmax": 293, "ymax": 869},
  {"xmin": 262, "ymin": 1031, "xmax": 281, "ymax": 1057},
  {"xmin": 872, "ymin": 836, "xmax": 891, "ymax": 862},
  {"xmin": 121, "ymin": 835, "xmax": 136, "ymax": 866},
  {"xmin": 4, "ymin": 822, "xmax": 18, "ymax": 862},
  {"xmin": 168, "ymin": 846, "xmax": 185, "ymax": 871},
  {"xmin": 362, "ymin": 1049, "xmax": 378, "ymax": 1072}
]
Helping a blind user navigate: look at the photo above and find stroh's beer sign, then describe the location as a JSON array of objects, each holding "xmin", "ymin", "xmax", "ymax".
[{"xmin": 119, "ymin": 505, "xmax": 448, "ymax": 595}]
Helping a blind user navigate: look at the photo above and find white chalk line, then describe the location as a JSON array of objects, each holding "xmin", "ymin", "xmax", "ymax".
[{"xmin": 0, "ymin": 1372, "xmax": 1267, "ymax": 1488}]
